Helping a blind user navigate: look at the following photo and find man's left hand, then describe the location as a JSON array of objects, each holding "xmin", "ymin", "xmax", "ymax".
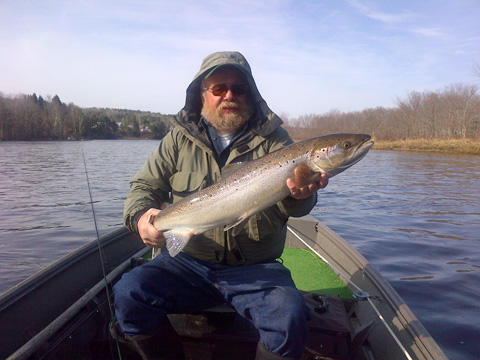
[{"xmin": 286, "ymin": 173, "xmax": 329, "ymax": 200}]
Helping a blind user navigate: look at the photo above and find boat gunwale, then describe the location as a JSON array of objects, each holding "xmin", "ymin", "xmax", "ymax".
[
  {"xmin": 0, "ymin": 226, "xmax": 145, "ymax": 360},
  {"xmin": 0, "ymin": 227, "xmax": 134, "ymax": 310},
  {"xmin": 287, "ymin": 215, "xmax": 448, "ymax": 360}
]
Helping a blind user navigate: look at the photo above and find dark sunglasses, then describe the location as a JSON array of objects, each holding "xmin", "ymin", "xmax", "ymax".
[{"xmin": 203, "ymin": 83, "xmax": 248, "ymax": 97}]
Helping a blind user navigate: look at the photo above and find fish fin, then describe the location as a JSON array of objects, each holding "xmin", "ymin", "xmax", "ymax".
[
  {"xmin": 224, "ymin": 215, "xmax": 250, "ymax": 236},
  {"xmin": 232, "ymin": 221, "xmax": 249, "ymax": 236},
  {"xmin": 221, "ymin": 162, "xmax": 246, "ymax": 178},
  {"xmin": 293, "ymin": 163, "xmax": 321, "ymax": 188},
  {"xmin": 164, "ymin": 230, "xmax": 192, "ymax": 257}
]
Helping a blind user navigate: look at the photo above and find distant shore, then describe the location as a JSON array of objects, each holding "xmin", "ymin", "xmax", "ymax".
[
  {"xmin": 3, "ymin": 137, "xmax": 479, "ymax": 155},
  {"xmin": 372, "ymin": 139, "xmax": 480, "ymax": 155},
  {"xmin": 290, "ymin": 138, "xmax": 480, "ymax": 155}
]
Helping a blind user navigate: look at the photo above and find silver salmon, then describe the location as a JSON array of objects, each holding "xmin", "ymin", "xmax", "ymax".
[{"xmin": 153, "ymin": 133, "xmax": 373, "ymax": 256}]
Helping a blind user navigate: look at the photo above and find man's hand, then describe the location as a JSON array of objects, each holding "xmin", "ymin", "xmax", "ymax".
[
  {"xmin": 287, "ymin": 172, "xmax": 329, "ymax": 200},
  {"xmin": 137, "ymin": 208, "xmax": 166, "ymax": 247}
]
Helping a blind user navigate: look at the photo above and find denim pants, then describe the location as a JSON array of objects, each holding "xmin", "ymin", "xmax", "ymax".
[{"xmin": 113, "ymin": 251, "xmax": 312, "ymax": 357}]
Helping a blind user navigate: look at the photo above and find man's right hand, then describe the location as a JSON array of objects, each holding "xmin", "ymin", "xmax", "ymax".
[{"xmin": 137, "ymin": 208, "xmax": 166, "ymax": 248}]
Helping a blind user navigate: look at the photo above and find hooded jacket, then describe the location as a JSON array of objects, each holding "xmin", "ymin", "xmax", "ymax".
[{"xmin": 124, "ymin": 51, "xmax": 317, "ymax": 265}]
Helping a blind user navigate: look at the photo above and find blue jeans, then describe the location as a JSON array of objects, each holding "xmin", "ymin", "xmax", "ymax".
[{"xmin": 113, "ymin": 252, "xmax": 311, "ymax": 357}]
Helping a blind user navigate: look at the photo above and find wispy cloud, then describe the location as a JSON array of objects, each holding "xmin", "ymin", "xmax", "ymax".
[
  {"xmin": 348, "ymin": 0, "xmax": 416, "ymax": 24},
  {"xmin": 411, "ymin": 27, "xmax": 448, "ymax": 39}
]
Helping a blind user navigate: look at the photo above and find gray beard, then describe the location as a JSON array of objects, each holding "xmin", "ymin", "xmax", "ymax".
[{"xmin": 201, "ymin": 100, "xmax": 253, "ymax": 135}]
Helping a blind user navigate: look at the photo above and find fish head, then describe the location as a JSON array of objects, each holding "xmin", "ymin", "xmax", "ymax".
[{"xmin": 309, "ymin": 133, "xmax": 374, "ymax": 177}]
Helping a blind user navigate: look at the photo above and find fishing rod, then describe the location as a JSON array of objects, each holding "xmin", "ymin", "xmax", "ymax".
[
  {"xmin": 80, "ymin": 145, "xmax": 123, "ymax": 360},
  {"xmin": 6, "ymin": 147, "xmax": 127, "ymax": 360}
]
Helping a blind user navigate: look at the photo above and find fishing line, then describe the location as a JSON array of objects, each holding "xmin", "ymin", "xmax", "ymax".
[
  {"xmin": 81, "ymin": 145, "xmax": 123, "ymax": 360},
  {"xmin": 287, "ymin": 225, "xmax": 414, "ymax": 360}
]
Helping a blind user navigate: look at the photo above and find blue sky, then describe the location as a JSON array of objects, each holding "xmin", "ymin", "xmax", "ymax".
[{"xmin": 1, "ymin": 0, "xmax": 479, "ymax": 118}]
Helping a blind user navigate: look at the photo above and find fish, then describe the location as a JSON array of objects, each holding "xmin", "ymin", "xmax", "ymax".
[{"xmin": 153, "ymin": 133, "xmax": 374, "ymax": 256}]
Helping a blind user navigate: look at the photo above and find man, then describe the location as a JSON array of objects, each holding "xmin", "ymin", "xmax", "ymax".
[{"xmin": 113, "ymin": 51, "xmax": 328, "ymax": 360}]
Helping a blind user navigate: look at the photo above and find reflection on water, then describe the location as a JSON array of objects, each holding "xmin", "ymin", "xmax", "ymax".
[{"xmin": 1, "ymin": 142, "xmax": 479, "ymax": 359}]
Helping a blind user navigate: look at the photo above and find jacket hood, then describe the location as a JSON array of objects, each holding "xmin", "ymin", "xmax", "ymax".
[{"xmin": 176, "ymin": 51, "xmax": 283, "ymax": 138}]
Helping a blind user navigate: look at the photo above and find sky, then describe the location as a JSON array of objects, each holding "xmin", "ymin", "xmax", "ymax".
[{"xmin": 1, "ymin": 0, "xmax": 479, "ymax": 118}]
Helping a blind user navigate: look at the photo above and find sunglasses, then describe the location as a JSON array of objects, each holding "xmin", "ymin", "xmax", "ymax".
[{"xmin": 203, "ymin": 83, "xmax": 248, "ymax": 97}]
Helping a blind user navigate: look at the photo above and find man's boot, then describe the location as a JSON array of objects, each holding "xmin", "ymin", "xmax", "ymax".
[
  {"xmin": 255, "ymin": 343, "xmax": 299, "ymax": 360},
  {"xmin": 110, "ymin": 321, "xmax": 186, "ymax": 360}
]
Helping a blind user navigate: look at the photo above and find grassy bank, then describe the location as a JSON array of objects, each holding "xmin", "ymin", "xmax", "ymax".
[{"xmin": 372, "ymin": 138, "xmax": 480, "ymax": 155}]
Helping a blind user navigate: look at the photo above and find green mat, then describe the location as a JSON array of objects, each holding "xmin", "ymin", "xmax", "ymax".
[{"xmin": 280, "ymin": 247, "xmax": 353, "ymax": 299}]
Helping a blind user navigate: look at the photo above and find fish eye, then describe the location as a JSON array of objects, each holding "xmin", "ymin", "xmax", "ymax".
[{"xmin": 343, "ymin": 141, "xmax": 351, "ymax": 149}]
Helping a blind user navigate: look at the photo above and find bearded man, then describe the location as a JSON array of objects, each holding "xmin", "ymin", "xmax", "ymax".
[{"xmin": 113, "ymin": 51, "xmax": 328, "ymax": 360}]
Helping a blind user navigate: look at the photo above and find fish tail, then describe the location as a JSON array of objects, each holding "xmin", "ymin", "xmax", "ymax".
[{"xmin": 164, "ymin": 230, "xmax": 192, "ymax": 257}]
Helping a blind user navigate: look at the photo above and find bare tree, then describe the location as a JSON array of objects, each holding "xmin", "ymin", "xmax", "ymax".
[
  {"xmin": 395, "ymin": 91, "xmax": 423, "ymax": 139},
  {"xmin": 444, "ymin": 83, "xmax": 480, "ymax": 138},
  {"xmin": 473, "ymin": 61, "xmax": 480, "ymax": 81}
]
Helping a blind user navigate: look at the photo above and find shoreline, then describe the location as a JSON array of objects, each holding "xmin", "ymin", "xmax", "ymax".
[
  {"xmin": 372, "ymin": 139, "xmax": 480, "ymax": 155},
  {"xmin": 291, "ymin": 138, "xmax": 480, "ymax": 155}
]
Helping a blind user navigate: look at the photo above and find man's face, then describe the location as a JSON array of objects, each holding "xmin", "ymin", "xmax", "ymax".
[{"xmin": 201, "ymin": 67, "xmax": 253, "ymax": 135}]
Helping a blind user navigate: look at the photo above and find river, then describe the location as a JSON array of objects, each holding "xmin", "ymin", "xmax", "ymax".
[{"xmin": 0, "ymin": 140, "xmax": 479, "ymax": 359}]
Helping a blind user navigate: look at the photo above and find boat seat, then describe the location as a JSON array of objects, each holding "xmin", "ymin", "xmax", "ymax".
[{"xmin": 302, "ymin": 293, "xmax": 352, "ymax": 359}]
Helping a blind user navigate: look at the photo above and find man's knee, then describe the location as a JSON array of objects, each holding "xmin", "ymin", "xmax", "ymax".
[
  {"xmin": 256, "ymin": 287, "xmax": 310, "ymax": 357},
  {"xmin": 273, "ymin": 287, "xmax": 311, "ymax": 320},
  {"xmin": 113, "ymin": 270, "xmax": 141, "ymax": 306}
]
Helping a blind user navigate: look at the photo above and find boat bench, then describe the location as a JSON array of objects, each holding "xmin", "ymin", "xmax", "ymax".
[{"xmin": 166, "ymin": 292, "xmax": 375, "ymax": 360}]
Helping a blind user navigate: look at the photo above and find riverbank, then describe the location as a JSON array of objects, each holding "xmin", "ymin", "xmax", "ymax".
[{"xmin": 372, "ymin": 138, "xmax": 480, "ymax": 155}]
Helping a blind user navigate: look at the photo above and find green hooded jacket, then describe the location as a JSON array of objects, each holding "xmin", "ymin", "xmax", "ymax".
[{"xmin": 124, "ymin": 51, "xmax": 317, "ymax": 265}]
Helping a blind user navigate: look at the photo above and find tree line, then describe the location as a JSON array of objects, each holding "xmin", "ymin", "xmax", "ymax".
[
  {"xmin": 0, "ymin": 93, "xmax": 175, "ymax": 141},
  {"xmin": 1, "ymin": 82, "xmax": 479, "ymax": 142},
  {"xmin": 283, "ymin": 83, "xmax": 480, "ymax": 141}
]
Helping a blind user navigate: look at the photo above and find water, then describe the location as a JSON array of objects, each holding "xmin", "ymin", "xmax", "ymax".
[
  {"xmin": 1, "ymin": 141, "xmax": 479, "ymax": 359},
  {"xmin": 0, "ymin": 140, "xmax": 157, "ymax": 292}
]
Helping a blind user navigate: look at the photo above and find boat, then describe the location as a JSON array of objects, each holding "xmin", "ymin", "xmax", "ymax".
[{"xmin": 0, "ymin": 215, "xmax": 448, "ymax": 360}]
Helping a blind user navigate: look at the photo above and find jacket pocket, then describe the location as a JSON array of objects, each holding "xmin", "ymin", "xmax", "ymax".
[
  {"xmin": 169, "ymin": 172, "xmax": 206, "ymax": 201},
  {"xmin": 245, "ymin": 206, "xmax": 289, "ymax": 242}
]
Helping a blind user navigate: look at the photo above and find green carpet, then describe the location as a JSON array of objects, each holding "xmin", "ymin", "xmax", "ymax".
[{"xmin": 280, "ymin": 247, "xmax": 353, "ymax": 299}]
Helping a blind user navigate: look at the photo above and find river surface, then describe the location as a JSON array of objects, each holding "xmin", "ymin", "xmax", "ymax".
[{"xmin": 0, "ymin": 140, "xmax": 479, "ymax": 359}]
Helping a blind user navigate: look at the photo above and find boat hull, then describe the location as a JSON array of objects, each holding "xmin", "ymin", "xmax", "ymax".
[{"xmin": 0, "ymin": 217, "xmax": 448, "ymax": 359}]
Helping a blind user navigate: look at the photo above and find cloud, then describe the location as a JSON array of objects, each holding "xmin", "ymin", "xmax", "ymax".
[
  {"xmin": 348, "ymin": 0, "xmax": 416, "ymax": 24},
  {"xmin": 411, "ymin": 27, "xmax": 448, "ymax": 39}
]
